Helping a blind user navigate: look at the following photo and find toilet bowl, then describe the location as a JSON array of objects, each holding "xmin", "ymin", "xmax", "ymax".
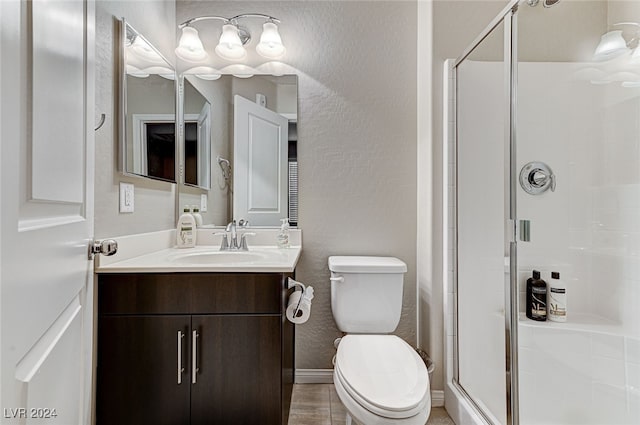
[
  {"xmin": 333, "ymin": 335, "xmax": 431, "ymax": 425},
  {"xmin": 328, "ymin": 256, "xmax": 431, "ymax": 425}
]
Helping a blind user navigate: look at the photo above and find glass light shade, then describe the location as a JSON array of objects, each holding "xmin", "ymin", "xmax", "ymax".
[
  {"xmin": 184, "ymin": 66, "xmax": 222, "ymax": 81},
  {"xmin": 175, "ymin": 27, "xmax": 208, "ymax": 62},
  {"xmin": 256, "ymin": 22, "xmax": 286, "ymax": 59},
  {"xmin": 593, "ymin": 30, "xmax": 630, "ymax": 61},
  {"xmin": 631, "ymin": 46, "xmax": 640, "ymax": 64},
  {"xmin": 126, "ymin": 64, "xmax": 149, "ymax": 78},
  {"xmin": 215, "ymin": 24, "xmax": 246, "ymax": 60}
]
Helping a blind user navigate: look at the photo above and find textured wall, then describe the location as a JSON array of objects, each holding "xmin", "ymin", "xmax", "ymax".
[
  {"xmin": 95, "ymin": 0, "xmax": 177, "ymax": 239},
  {"xmin": 177, "ymin": 0, "xmax": 418, "ymax": 369}
]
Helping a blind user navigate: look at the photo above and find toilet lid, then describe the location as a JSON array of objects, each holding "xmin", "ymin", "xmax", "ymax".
[{"xmin": 335, "ymin": 335, "xmax": 429, "ymax": 416}]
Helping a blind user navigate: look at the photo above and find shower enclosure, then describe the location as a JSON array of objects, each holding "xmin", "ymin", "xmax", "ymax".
[{"xmin": 446, "ymin": 1, "xmax": 640, "ymax": 424}]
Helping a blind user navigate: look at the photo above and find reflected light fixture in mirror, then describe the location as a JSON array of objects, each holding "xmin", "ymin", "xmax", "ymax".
[
  {"xmin": 176, "ymin": 14, "xmax": 285, "ymax": 63},
  {"xmin": 593, "ymin": 23, "xmax": 640, "ymax": 62},
  {"xmin": 184, "ymin": 66, "xmax": 222, "ymax": 81}
]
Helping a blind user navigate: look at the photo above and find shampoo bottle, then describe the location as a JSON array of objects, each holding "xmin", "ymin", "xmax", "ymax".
[
  {"xmin": 548, "ymin": 271, "xmax": 566, "ymax": 322},
  {"xmin": 277, "ymin": 218, "xmax": 290, "ymax": 248},
  {"xmin": 176, "ymin": 207, "xmax": 196, "ymax": 248},
  {"xmin": 526, "ymin": 270, "xmax": 541, "ymax": 320},
  {"xmin": 191, "ymin": 205, "xmax": 203, "ymax": 228},
  {"xmin": 530, "ymin": 272, "xmax": 547, "ymax": 321}
]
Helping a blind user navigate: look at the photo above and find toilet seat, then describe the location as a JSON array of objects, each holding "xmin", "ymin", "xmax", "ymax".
[{"xmin": 334, "ymin": 335, "xmax": 430, "ymax": 420}]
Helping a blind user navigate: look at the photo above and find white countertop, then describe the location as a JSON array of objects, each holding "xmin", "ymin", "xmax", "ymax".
[
  {"xmin": 95, "ymin": 229, "xmax": 302, "ymax": 274},
  {"xmin": 96, "ymin": 245, "xmax": 302, "ymax": 273}
]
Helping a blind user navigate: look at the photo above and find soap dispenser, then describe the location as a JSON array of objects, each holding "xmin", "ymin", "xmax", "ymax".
[{"xmin": 277, "ymin": 218, "xmax": 290, "ymax": 248}]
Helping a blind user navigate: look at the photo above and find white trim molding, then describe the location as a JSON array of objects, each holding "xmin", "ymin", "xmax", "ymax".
[
  {"xmin": 295, "ymin": 368, "xmax": 334, "ymax": 384},
  {"xmin": 294, "ymin": 369, "xmax": 445, "ymax": 408}
]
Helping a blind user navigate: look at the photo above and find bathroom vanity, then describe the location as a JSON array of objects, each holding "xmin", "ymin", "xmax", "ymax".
[{"xmin": 94, "ymin": 233, "xmax": 302, "ymax": 425}]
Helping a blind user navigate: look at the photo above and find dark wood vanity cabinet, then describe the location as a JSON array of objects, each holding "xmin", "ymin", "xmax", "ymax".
[{"xmin": 96, "ymin": 273, "xmax": 294, "ymax": 425}]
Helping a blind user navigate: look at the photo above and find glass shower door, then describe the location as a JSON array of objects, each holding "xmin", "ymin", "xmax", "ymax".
[
  {"xmin": 515, "ymin": 1, "xmax": 640, "ymax": 424},
  {"xmin": 455, "ymin": 17, "xmax": 511, "ymax": 425}
]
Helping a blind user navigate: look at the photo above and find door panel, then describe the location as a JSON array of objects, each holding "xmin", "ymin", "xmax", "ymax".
[
  {"xmin": 233, "ymin": 95, "xmax": 288, "ymax": 225},
  {"xmin": 1, "ymin": 0, "xmax": 95, "ymax": 423},
  {"xmin": 455, "ymin": 18, "xmax": 509, "ymax": 425},
  {"xmin": 97, "ymin": 315, "xmax": 191, "ymax": 425},
  {"xmin": 191, "ymin": 315, "xmax": 281, "ymax": 425}
]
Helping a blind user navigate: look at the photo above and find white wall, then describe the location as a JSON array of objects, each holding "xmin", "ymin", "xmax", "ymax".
[
  {"xmin": 95, "ymin": 0, "xmax": 177, "ymax": 239},
  {"xmin": 516, "ymin": 61, "xmax": 640, "ymax": 425},
  {"xmin": 176, "ymin": 0, "xmax": 418, "ymax": 370}
]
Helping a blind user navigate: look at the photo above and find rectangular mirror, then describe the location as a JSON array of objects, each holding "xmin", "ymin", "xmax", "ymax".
[
  {"xmin": 119, "ymin": 19, "xmax": 177, "ymax": 183},
  {"xmin": 178, "ymin": 74, "xmax": 298, "ymax": 227}
]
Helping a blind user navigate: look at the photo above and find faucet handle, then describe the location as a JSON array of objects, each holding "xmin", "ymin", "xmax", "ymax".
[
  {"xmin": 214, "ymin": 232, "xmax": 229, "ymax": 251},
  {"xmin": 238, "ymin": 219, "xmax": 249, "ymax": 228},
  {"xmin": 239, "ymin": 232, "xmax": 256, "ymax": 251}
]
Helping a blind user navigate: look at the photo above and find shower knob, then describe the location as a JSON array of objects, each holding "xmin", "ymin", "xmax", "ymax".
[{"xmin": 520, "ymin": 162, "xmax": 556, "ymax": 195}]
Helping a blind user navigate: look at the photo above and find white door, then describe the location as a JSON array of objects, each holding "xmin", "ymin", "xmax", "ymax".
[
  {"xmin": 197, "ymin": 102, "xmax": 212, "ymax": 188},
  {"xmin": 233, "ymin": 95, "xmax": 288, "ymax": 226},
  {"xmin": 1, "ymin": 1, "xmax": 95, "ymax": 424}
]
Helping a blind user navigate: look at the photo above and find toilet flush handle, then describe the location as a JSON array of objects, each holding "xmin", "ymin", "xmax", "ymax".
[{"xmin": 330, "ymin": 276, "xmax": 344, "ymax": 283}]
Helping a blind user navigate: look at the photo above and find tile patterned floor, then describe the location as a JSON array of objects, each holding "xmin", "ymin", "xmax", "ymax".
[{"xmin": 288, "ymin": 384, "xmax": 454, "ymax": 425}]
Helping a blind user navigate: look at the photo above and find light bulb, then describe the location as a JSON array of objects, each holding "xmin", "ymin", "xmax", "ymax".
[
  {"xmin": 256, "ymin": 21, "xmax": 285, "ymax": 59},
  {"xmin": 175, "ymin": 26, "xmax": 208, "ymax": 62},
  {"xmin": 215, "ymin": 24, "xmax": 246, "ymax": 61}
]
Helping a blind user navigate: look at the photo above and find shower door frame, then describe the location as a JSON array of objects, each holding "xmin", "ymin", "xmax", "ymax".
[{"xmin": 451, "ymin": 1, "xmax": 521, "ymax": 424}]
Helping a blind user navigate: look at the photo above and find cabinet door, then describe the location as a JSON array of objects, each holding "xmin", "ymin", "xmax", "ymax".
[
  {"xmin": 97, "ymin": 315, "xmax": 191, "ymax": 425},
  {"xmin": 191, "ymin": 315, "xmax": 281, "ymax": 425}
]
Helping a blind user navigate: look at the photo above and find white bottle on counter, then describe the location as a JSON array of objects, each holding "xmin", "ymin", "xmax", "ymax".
[
  {"xmin": 277, "ymin": 218, "xmax": 290, "ymax": 248},
  {"xmin": 176, "ymin": 207, "xmax": 197, "ymax": 248},
  {"xmin": 548, "ymin": 271, "xmax": 566, "ymax": 322},
  {"xmin": 192, "ymin": 205, "xmax": 203, "ymax": 227}
]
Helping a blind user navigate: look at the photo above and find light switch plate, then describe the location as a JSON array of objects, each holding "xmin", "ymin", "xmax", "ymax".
[
  {"xmin": 119, "ymin": 182, "xmax": 134, "ymax": 213},
  {"xmin": 200, "ymin": 194, "xmax": 208, "ymax": 212}
]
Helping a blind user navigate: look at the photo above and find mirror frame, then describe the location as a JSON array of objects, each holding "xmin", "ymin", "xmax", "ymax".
[{"xmin": 118, "ymin": 18, "xmax": 178, "ymax": 184}]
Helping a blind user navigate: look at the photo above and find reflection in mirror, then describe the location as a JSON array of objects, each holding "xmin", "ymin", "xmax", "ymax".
[
  {"xmin": 183, "ymin": 79, "xmax": 211, "ymax": 189},
  {"xmin": 179, "ymin": 74, "xmax": 297, "ymax": 227},
  {"xmin": 119, "ymin": 19, "xmax": 177, "ymax": 183}
]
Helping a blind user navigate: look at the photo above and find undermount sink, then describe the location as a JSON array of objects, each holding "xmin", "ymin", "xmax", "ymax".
[{"xmin": 169, "ymin": 250, "xmax": 267, "ymax": 265}]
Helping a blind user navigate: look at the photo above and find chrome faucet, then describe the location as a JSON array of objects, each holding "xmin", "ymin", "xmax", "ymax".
[
  {"xmin": 215, "ymin": 220, "xmax": 255, "ymax": 251},
  {"xmin": 226, "ymin": 220, "xmax": 238, "ymax": 249}
]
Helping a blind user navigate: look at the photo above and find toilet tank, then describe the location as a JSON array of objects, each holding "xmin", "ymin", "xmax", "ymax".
[{"xmin": 328, "ymin": 256, "xmax": 407, "ymax": 333}]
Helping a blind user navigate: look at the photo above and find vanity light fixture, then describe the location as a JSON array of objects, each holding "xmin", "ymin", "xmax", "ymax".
[
  {"xmin": 593, "ymin": 22, "xmax": 640, "ymax": 62},
  {"xmin": 176, "ymin": 14, "xmax": 285, "ymax": 62}
]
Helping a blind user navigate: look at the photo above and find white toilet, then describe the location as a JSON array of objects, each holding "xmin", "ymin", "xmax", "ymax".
[{"xmin": 329, "ymin": 256, "xmax": 431, "ymax": 425}]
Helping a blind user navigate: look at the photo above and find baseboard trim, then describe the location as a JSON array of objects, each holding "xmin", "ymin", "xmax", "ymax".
[
  {"xmin": 295, "ymin": 368, "xmax": 334, "ymax": 384},
  {"xmin": 295, "ymin": 369, "xmax": 446, "ymax": 408},
  {"xmin": 431, "ymin": 390, "xmax": 445, "ymax": 407}
]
